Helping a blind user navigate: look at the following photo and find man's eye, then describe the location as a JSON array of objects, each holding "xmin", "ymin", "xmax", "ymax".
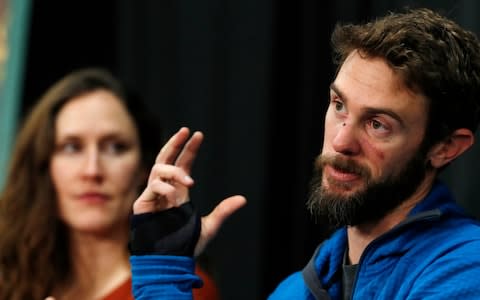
[
  {"xmin": 371, "ymin": 120, "xmax": 384, "ymax": 130},
  {"xmin": 333, "ymin": 100, "xmax": 345, "ymax": 112},
  {"xmin": 367, "ymin": 119, "xmax": 390, "ymax": 134}
]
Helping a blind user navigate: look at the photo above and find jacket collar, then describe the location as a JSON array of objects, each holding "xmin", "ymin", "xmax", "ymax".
[{"xmin": 314, "ymin": 180, "xmax": 464, "ymax": 293}]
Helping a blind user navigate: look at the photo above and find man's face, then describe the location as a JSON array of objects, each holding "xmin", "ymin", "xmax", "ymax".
[{"xmin": 308, "ymin": 51, "xmax": 431, "ymax": 226}]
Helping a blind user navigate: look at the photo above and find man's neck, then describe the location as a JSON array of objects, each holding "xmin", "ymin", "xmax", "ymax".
[{"xmin": 346, "ymin": 174, "xmax": 435, "ymax": 264}]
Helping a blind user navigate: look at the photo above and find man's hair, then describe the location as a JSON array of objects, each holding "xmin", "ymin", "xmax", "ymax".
[{"xmin": 331, "ymin": 8, "xmax": 480, "ymax": 148}]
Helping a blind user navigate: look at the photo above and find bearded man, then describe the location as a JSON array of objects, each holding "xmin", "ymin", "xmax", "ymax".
[{"xmin": 129, "ymin": 8, "xmax": 480, "ymax": 300}]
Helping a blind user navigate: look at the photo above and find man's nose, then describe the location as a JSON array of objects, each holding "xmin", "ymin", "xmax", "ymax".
[{"xmin": 331, "ymin": 122, "xmax": 360, "ymax": 156}]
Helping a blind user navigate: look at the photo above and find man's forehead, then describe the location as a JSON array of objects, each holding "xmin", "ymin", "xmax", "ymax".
[{"xmin": 331, "ymin": 52, "xmax": 429, "ymax": 121}]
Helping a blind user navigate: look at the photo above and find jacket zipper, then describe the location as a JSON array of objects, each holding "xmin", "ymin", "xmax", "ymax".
[{"xmin": 348, "ymin": 209, "xmax": 442, "ymax": 300}]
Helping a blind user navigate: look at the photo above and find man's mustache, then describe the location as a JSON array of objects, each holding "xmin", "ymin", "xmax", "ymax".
[{"xmin": 315, "ymin": 154, "xmax": 371, "ymax": 178}]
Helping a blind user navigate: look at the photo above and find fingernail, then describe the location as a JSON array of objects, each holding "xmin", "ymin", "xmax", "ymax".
[{"xmin": 184, "ymin": 175, "xmax": 193, "ymax": 184}]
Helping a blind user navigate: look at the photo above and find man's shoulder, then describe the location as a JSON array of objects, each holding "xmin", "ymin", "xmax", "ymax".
[
  {"xmin": 412, "ymin": 209, "xmax": 480, "ymax": 253},
  {"xmin": 438, "ymin": 210, "xmax": 480, "ymax": 242}
]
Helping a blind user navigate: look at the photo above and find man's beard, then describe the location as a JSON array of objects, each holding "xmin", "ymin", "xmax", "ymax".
[{"xmin": 306, "ymin": 151, "xmax": 428, "ymax": 227}]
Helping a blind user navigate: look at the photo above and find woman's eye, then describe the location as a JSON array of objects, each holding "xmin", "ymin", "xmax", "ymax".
[
  {"xmin": 58, "ymin": 142, "xmax": 80, "ymax": 154},
  {"xmin": 104, "ymin": 141, "xmax": 128, "ymax": 154}
]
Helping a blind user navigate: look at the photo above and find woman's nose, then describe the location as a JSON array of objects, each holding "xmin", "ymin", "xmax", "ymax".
[{"xmin": 82, "ymin": 148, "xmax": 103, "ymax": 180}]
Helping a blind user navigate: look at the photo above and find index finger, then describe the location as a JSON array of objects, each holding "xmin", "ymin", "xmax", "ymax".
[
  {"xmin": 156, "ymin": 127, "xmax": 191, "ymax": 164},
  {"xmin": 175, "ymin": 131, "xmax": 204, "ymax": 173}
]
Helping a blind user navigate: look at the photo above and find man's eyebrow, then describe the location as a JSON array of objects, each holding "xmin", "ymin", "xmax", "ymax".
[
  {"xmin": 329, "ymin": 82, "xmax": 406, "ymax": 127},
  {"xmin": 330, "ymin": 82, "xmax": 344, "ymax": 100}
]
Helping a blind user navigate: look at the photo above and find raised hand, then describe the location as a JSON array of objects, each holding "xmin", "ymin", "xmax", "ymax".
[
  {"xmin": 133, "ymin": 127, "xmax": 246, "ymax": 256},
  {"xmin": 134, "ymin": 127, "xmax": 201, "ymax": 213}
]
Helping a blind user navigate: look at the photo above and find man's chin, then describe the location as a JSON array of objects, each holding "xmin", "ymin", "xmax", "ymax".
[
  {"xmin": 323, "ymin": 178, "xmax": 367, "ymax": 196},
  {"xmin": 309, "ymin": 149, "xmax": 428, "ymax": 227}
]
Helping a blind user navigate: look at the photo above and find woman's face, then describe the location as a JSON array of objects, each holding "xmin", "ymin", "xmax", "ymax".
[{"xmin": 50, "ymin": 90, "xmax": 142, "ymax": 234}]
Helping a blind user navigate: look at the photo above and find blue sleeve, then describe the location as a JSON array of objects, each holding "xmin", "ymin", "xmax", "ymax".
[{"xmin": 130, "ymin": 255, "xmax": 203, "ymax": 300}]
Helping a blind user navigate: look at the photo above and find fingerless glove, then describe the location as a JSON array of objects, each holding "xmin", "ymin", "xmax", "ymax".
[{"xmin": 129, "ymin": 202, "xmax": 201, "ymax": 256}]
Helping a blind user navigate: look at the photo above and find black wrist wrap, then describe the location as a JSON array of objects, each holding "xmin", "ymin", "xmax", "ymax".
[{"xmin": 129, "ymin": 202, "xmax": 201, "ymax": 256}]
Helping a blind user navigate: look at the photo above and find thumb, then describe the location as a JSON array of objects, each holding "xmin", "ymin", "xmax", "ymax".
[
  {"xmin": 45, "ymin": 297, "xmax": 56, "ymax": 300},
  {"xmin": 194, "ymin": 195, "xmax": 247, "ymax": 256}
]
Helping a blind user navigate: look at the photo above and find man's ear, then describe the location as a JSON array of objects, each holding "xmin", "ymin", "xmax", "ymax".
[{"xmin": 428, "ymin": 128, "xmax": 474, "ymax": 168}]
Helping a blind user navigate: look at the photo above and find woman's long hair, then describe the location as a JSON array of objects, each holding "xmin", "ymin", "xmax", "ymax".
[{"xmin": 0, "ymin": 68, "xmax": 162, "ymax": 300}]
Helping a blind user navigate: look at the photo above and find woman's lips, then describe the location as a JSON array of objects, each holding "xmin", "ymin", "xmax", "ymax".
[{"xmin": 77, "ymin": 193, "xmax": 109, "ymax": 203}]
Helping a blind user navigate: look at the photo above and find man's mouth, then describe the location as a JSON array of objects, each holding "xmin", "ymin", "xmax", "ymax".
[{"xmin": 324, "ymin": 165, "xmax": 361, "ymax": 182}]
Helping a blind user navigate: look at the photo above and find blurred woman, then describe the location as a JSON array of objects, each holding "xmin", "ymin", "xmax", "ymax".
[{"xmin": 0, "ymin": 68, "xmax": 219, "ymax": 300}]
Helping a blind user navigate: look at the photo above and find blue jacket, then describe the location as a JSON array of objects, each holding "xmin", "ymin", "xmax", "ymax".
[
  {"xmin": 130, "ymin": 182, "xmax": 480, "ymax": 299},
  {"xmin": 270, "ymin": 181, "xmax": 480, "ymax": 299}
]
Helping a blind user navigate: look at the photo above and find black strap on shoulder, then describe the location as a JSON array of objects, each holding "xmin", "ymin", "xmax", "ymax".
[{"xmin": 302, "ymin": 242, "xmax": 332, "ymax": 300}]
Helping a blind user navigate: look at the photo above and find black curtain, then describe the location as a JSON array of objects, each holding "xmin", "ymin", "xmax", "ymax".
[
  {"xmin": 22, "ymin": 0, "xmax": 480, "ymax": 299},
  {"xmin": 22, "ymin": 0, "xmax": 118, "ymax": 113}
]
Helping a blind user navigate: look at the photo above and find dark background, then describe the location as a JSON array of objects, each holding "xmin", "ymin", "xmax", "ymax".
[{"xmin": 21, "ymin": 0, "xmax": 480, "ymax": 299}]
